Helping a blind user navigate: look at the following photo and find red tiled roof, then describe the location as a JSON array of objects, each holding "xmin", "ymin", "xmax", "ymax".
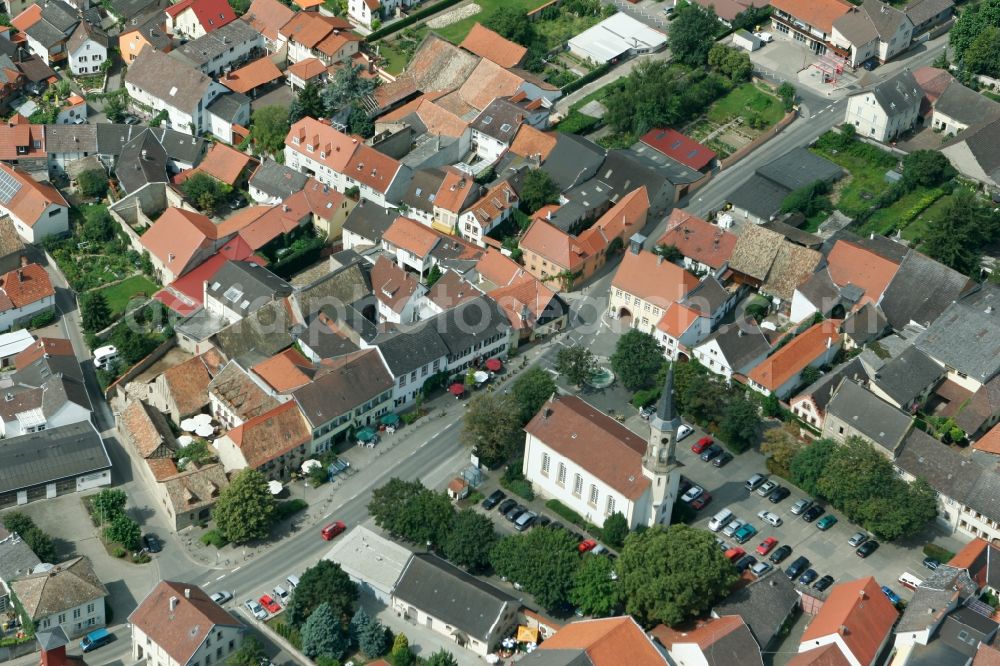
[
  {"xmin": 285, "ymin": 117, "xmax": 359, "ymax": 174},
  {"xmin": 540, "ymin": 616, "xmax": 665, "ymax": 664},
  {"xmin": 11, "ymin": 5, "xmax": 41, "ymax": 32},
  {"xmin": 423, "ymin": 270, "xmax": 480, "ymax": 310},
  {"xmin": 286, "ymin": 57, "xmax": 327, "ymax": 82},
  {"xmin": 371, "ymin": 255, "xmax": 420, "ymax": 314},
  {"xmin": 611, "ymin": 249, "xmax": 699, "ymax": 307},
  {"xmin": 278, "ymin": 12, "xmax": 352, "ymax": 48},
  {"xmin": 475, "ymin": 248, "xmax": 531, "ymax": 288},
  {"xmin": 458, "ymin": 58, "xmax": 524, "ymax": 112},
  {"xmin": 657, "ymin": 210, "xmax": 737, "ymax": 270},
  {"xmin": 652, "ymin": 615, "xmax": 745, "ymax": 651},
  {"xmin": 489, "ymin": 276, "xmax": 559, "ymax": 330},
  {"xmin": 748, "ymin": 320, "xmax": 842, "ymax": 392},
  {"xmin": 245, "ymin": 0, "xmax": 295, "ymax": 42},
  {"xmin": 640, "ymin": 128, "xmax": 716, "ymax": 171},
  {"xmin": 251, "ymin": 348, "xmax": 313, "ymax": 392},
  {"xmin": 0, "ymin": 263, "xmax": 53, "ymax": 310},
  {"xmin": 139, "ymin": 207, "xmax": 220, "ymax": 278},
  {"xmin": 770, "ymin": 0, "xmax": 853, "ymax": 33},
  {"xmin": 509, "ymin": 124, "xmax": 558, "ymax": 160},
  {"xmin": 524, "ymin": 395, "xmax": 651, "ymax": 500},
  {"xmin": 165, "ymin": 0, "xmax": 237, "ymax": 32},
  {"xmin": 161, "ymin": 350, "xmax": 223, "ymax": 418},
  {"xmin": 14, "ymin": 337, "xmax": 72, "ymax": 369},
  {"xmin": 464, "ymin": 180, "xmax": 518, "ymax": 227},
  {"xmin": 343, "ymin": 144, "xmax": 401, "ymax": 195},
  {"xmin": 578, "ymin": 186, "xmax": 649, "ymax": 255},
  {"xmin": 166, "ymin": 238, "xmax": 260, "ymax": 306},
  {"xmin": 460, "ymin": 23, "xmax": 528, "ymax": 68},
  {"xmin": 193, "ymin": 143, "xmax": 255, "ymax": 186},
  {"xmin": 974, "ymin": 644, "xmax": 1000, "ymax": 666},
  {"xmin": 974, "ymin": 422, "xmax": 1000, "ymax": 455},
  {"xmin": 220, "ymin": 57, "xmax": 283, "ymax": 94},
  {"xmin": 521, "ymin": 219, "xmax": 587, "ymax": 272},
  {"xmin": 826, "ymin": 240, "xmax": 900, "ymax": 307},
  {"xmin": 799, "ymin": 576, "xmax": 897, "ymax": 666},
  {"xmin": 382, "ymin": 216, "xmax": 440, "ymax": 258},
  {"xmin": 433, "ymin": 168, "xmax": 476, "ymax": 213},
  {"xmin": 787, "ymin": 644, "xmax": 852, "ymax": 666},
  {"xmin": 154, "ymin": 289, "xmax": 201, "ymax": 316},
  {"xmin": 0, "ymin": 162, "xmax": 66, "ymax": 227},
  {"xmin": 237, "ymin": 205, "xmax": 309, "ymax": 250},
  {"xmin": 656, "ymin": 302, "xmax": 702, "ymax": 339},
  {"xmin": 224, "ymin": 401, "xmax": 311, "ymax": 469}
]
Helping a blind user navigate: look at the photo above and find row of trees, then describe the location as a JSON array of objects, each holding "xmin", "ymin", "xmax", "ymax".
[
  {"xmin": 91, "ymin": 488, "xmax": 142, "ymax": 551},
  {"xmin": 762, "ymin": 434, "xmax": 938, "ymax": 541},
  {"xmin": 950, "ymin": 0, "xmax": 1000, "ymax": 79},
  {"xmin": 2, "ymin": 512, "xmax": 57, "ymax": 563}
]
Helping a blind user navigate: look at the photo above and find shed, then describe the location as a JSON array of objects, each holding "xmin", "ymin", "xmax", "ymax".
[
  {"xmin": 447, "ymin": 477, "xmax": 469, "ymax": 500},
  {"xmin": 733, "ymin": 29, "xmax": 762, "ymax": 52}
]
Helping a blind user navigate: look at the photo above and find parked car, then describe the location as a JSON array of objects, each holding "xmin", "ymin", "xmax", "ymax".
[
  {"xmin": 537, "ymin": 515, "xmax": 552, "ymax": 528},
  {"xmin": 791, "ymin": 499, "xmax": 812, "ymax": 515},
  {"xmin": 734, "ymin": 523, "xmax": 758, "ymax": 544},
  {"xmin": 754, "ymin": 31, "xmax": 773, "ymax": 42},
  {"xmin": 735, "ymin": 555, "xmax": 758, "ymax": 573},
  {"xmin": 856, "ymin": 540, "xmax": 879, "ymax": 558},
  {"xmin": 745, "ymin": 474, "xmax": 767, "ymax": 492},
  {"xmin": 142, "ymin": 534, "xmax": 162, "ymax": 553},
  {"xmin": 802, "ymin": 505, "xmax": 825, "ymax": 522},
  {"xmin": 700, "ymin": 444, "xmax": 723, "ymax": 462},
  {"xmin": 639, "ymin": 404, "xmax": 656, "ymax": 420},
  {"xmin": 813, "ymin": 575, "xmax": 835, "ymax": 592},
  {"xmin": 514, "ymin": 511, "xmax": 537, "ymax": 532},
  {"xmin": 881, "ymin": 585, "xmax": 902, "ymax": 605},
  {"xmin": 768, "ymin": 487, "xmax": 790, "ymax": 503},
  {"xmin": 751, "ymin": 561, "xmax": 773, "ymax": 577},
  {"xmin": 862, "ymin": 58, "xmax": 879, "ymax": 71},
  {"xmin": 578, "ymin": 539, "xmax": 598, "ymax": 553},
  {"xmin": 259, "ymin": 595, "xmax": 281, "ymax": 614},
  {"xmin": 756, "ymin": 480, "xmax": 777, "ymax": 497},
  {"xmin": 923, "ymin": 557, "xmax": 941, "ymax": 570},
  {"xmin": 482, "ymin": 489, "xmax": 506, "ymax": 510},
  {"xmin": 758, "ymin": 509, "xmax": 782, "ymax": 527},
  {"xmin": 505, "ymin": 504, "xmax": 527, "ymax": 522},
  {"xmin": 722, "ymin": 519, "xmax": 745, "ymax": 538},
  {"xmin": 713, "ymin": 452, "xmax": 734, "ymax": 468},
  {"xmin": 321, "ymin": 521, "xmax": 346, "ymax": 540},
  {"xmin": 79, "ymin": 628, "xmax": 113, "ymax": 653},
  {"xmin": 756, "ymin": 537, "xmax": 778, "ymax": 556},
  {"xmin": 677, "ymin": 424, "xmax": 694, "ymax": 441},
  {"xmin": 245, "ymin": 599, "xmax": 267, "ymax": 620},
  {"xmin": 691, "ymin": 437, "xmax": 714, "ymax": 454},
  {"xmin": 210, "ymin": 591, "xmax": 233, "ymax": 605},
  {"xmin": 816, "ymin": 515, "xmax": 838, "ymax": 530},
  {"xmin": 681, "ymin": 485, "xmax": 704, "ymax": 503},
  {"xmin": 498, "ymin": 498, "xmax": 517, "ymax": 515},
  {"xmin": 678, "ymin": 477, "xmax": 694, "ymax": 496},
  {"xmin": 785, "ymin": 556, "xmax": 810, "ymax": 580},
  {"xmin": 725, "ymin": 547, "xmax": 746, "ymax": 562},
  {"xmin": 769, "ymin": 545, "xmax": 793, "ymax": 564},
  {"xmin": 798, "ymin": 569, "xmax": 819, "ymax": 585},
  {"xmin": 272, "ymin": 586, "xmax": 289, "ymax": 604},
  {"xmin": 848, "ymin": 532, "xmax": 868, "ymax": 547},
  {"xmin": 690, "ymin": 492, "xmax": 712, "ymax": 510}
]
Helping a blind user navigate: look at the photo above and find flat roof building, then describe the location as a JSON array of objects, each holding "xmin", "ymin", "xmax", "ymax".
[{"xmin": 568, "ymin": 13, "xmax": 667, "ymax": 64}]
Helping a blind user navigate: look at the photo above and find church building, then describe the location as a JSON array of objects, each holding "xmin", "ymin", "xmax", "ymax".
[{"xmin": 521, "ymin": 366, "xmax": 682, "ymax": 528}]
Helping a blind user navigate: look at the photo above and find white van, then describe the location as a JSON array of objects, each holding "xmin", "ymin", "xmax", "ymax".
[
  {"xmin": 93, "ymin": 345, "xmax": 119, "ymax": 370},
  {"xmin": 898, "ymin": 571, "xmax": 923, "ymax": 591},
  {"xmin": 709, "ymin": 508, "xmax": 735, "ymax": 532},
  {"xmin": 285, "ymin": 574, "xmax": 300, "ymax": 590}
]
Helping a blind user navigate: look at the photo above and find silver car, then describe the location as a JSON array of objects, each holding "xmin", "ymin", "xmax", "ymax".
[
  {"xmin": 681, "ymin": 485, "xmax": 704, "ymax": 503},
  {"xmin": 756, "ymin": 480, "xmax": 778, "ymax": 497},
  {"xmin": 210, "ymin": 591, "xmax": 233, "ymax": 605},
  {"xmin": 244, "ymin": 599, "xmax": 267, "ymax": 620},
  {"xmin": 791, "ymin": 499, "xmax": 812, "ymax": 515},
  {"xmin": 848, "ymin": 532, "xmax": 868, "ymax": 547},
  {"xmin": 677, "ymin": 424, "xmax": 694, "ymax": 441},
  {"xmin": 751, "ymin": 561, "xmax": 772, "ymax": 578},
  {"xmin": 722, "ymin": 519, "xmax": 745, "ymax": 538}
]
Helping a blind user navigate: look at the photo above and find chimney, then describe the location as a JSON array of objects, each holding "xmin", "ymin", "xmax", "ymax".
[
  {"xmin": 141, "ymin": 149, "xmax": 147, "ymax": 159},
  {"xmin": 19, "ymin": 254, "xmax": 28, "ymax": 268},
  {"xmin": 16, "ymin": 269, "xmax": 22, "ymax": 282},
  {"xmin": 545, "ymin": 210, "xmax": 552, "ymax": 221},
  {"xmin": 826, "ymin": 336, "xmax": 832, "ymax": 349},
  {"xmin": 169, "ymin": 596, "xmax": 178, "ymax": 612},
  {"xmin": 838, "ymin": 625, "xmax": 849, "ymax": 635},
  {"xmin": 628, "ymin": 233, "xmax": 646, "ymax": 255},
  {"xmin": 184, "ymin": 588, "xmax": 191, "ymax": 599}
]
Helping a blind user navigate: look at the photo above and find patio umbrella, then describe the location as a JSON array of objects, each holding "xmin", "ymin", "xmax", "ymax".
[
  {"xmin": 267, "ymin": 480, "xmax": 283, "ymax": 495},
  {"xmin": 193, "ymin": 413, "xmax": 213, "ymax": 426},
  {"xmin": 356, "ymin": 427, "xmax": 376, "ymax": 442},
  {"xmin": 474, "ymin": 370, "xmax": 489, "ymax": 384},
  {"xmin": 449, "ymin": 383, "xmax": 465, "ymax": 396},
  {"xmin": 380, "ymin": 413, "xmax": 400, "ymax": 426},
  {"xmin": 177, "ymin": 435, "xmax": 194, "ymax": 447},
  {"xmin": 195, "ymin": 424, "xmax": 214, "ymax": 438},
  {"xmin": 485, "ymin": 358, "xmax": 503, "ymax": 372},
  {"xmin": 180, "ymin": 418, "xmax": 197, "ymax": 432}
]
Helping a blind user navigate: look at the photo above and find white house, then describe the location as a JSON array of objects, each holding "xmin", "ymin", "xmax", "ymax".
[
  {"xmin": 692, "ymin": 319, "xmax": 772, "ymax": 383},
  {"xmin": 608, "ymin": 243, "xmax": 699, "ymax": 335},
  {"xmin": 278, "ymin": 12, "xmax": 361, "ymax": 66},
  {"xmin": 0, "ymin": 163, "xmax": 70, "ymax": 243},
  {"xmin": 844, "ymin": 69, "xmax": 922, "ymax": 142},
  {"xmin": 457, "ymin": 180, "xmax": 518, "ymax": 247},
  {"xmin": 348, "ymin": 0, "xmax": 380, "ymax": 29},
  {"xmin": 747, "ymin": 320, "xmax": 843, "ymax": 399},
  {"xmin": 169, "ymin": 19, "xmax": 263, "ymax": 77},
  {"xmin": 67, "ymin": 21, "xmax": 108, "ymax": 76},
  {"xmin": 371, "ymin": 256, "xmax": 424, "ymax": 324},
  {"xmin": 11, "ymin": 557, "xmax": 107, "ymax": 639},
  {"xmin": 0, "ymin": 263, "xmax": 56, "ymax": 333},
  {"xmin": 523, "ymin": 370, "xmax": 682, "ymax": 530},
  {"xmin": 124, "ymin": 48, "xmax": 229, "ymax": 136},
  {"xmin": 165, "ymin": 0, "xmax": 237, "ymax": 40},
  {"xmin": 129, "ymin": 582, "xmax": 245, "ymax": 665},
  {"xmin": 55, "ymin": 94, "xmax": 88, "ymax": 125}
]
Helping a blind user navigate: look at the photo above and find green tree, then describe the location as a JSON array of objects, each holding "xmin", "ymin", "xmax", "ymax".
[
  {"xmin": 654, "ymin": 244, "xmax": 682, "ymax": 262},
  {"xmin": 511, "ymin": 367, "xmax": 557, "ymax": 424},
  {"xmin": 425, "ymin": 264, "xmax": 442, "ymax": 287},
  {"xmin": 780, "ymin": 180, "xmax": 831, "ymax": 218},
  {"xmin": 104, "ymin": 513, "xmax": 141, "ymax": 550},
  {"xmin": 761, "ymin": 423, "xmax": 804, "ymax": 478},
  {"xmin": 91, "ymin": 488, "xmax": 128, "ymax": 524},
  {"xmin": 424, "ymin": 649, "xmax": 460, "ymax": 666},
  {"xmin": 321, "ymin": 64, "xmax": 379, "ymax": 116},
  {"xmin": 922, "ymin": 189, "xmax": 996, "ymax": 276},
  {"xmin": 901, "ymin": 150, "xmax": 956, "ymax": 189},
  {"xmin": 602, "ymin": 512, "xmax": 629, "ymax": 549},
  {"xmin": 719, "ymin": 398, "xmax": 760, "ymax": 453},
  {"xmin": 490, "ymin": 526, "xmax": 580, "ymax": 610},
  {"xmin": 212, "ymin": 468, "xmax": 277, "ymax": 544},
  {"xmin": 82, "ymin": 291, "xmax": 112, "ymax": 333},
  {"xmin": 180, "ymin": 172, "xmax": 227, "ymax": 215},
  {"xmin": 708, "ymin": 43, "xmax": 752, "ymax": 82},
  {"xmin": 800, "ymin": 365, "xmax": 822, "ymax": 386},
  {"xmin": 570, "ymin": 555, "xmax": 621, "ymax": 617},
  {"xmin": 443, "ymin": 509, "xmax": 499, "ymax": 573},
  {"xmin": 347, "ymin": 103, "xmax": 375, "ymax": 138},
  {"xmin": 964, "ymin": 26, "xmax": 1000, "ymax": 77},
  {"xmin": 462, "ymin": 392, "xmax": 525, "ymax": 468},
  {"xmin": 519, "ymin": 169, "xmax": 559, "ymax": 214},
  {"xmin": 104, "ymin": 91, "xmax": 128, "ymax": 123},
  {"xmin": 484, "ymin": 6, "xmax": 535, "ymax": 45},
  {"xmin": 287, "ymin": 559, "xmax": 358, "ymax": 628},
  {"xmin": 290, "ymin": 82, "xmax": 326, "ymax": 122},
  {"xmin": 22, "ymin": 526, "xmax": 57, "ymax": 563},
  {"xmin": 389, "ymin": 632, "xmax": 415, "ymax": 666},
  {"xmin": 226, "ymin": 636, "xmax": 266, "ymax": 665},
  {"xmin": 368, "ymin": 479, "xmax": 456, "ymax": 547},
  {"xmin": 670, "ymin": 5, "xmax": 721, "ymax": 67},
  {"xmin": 778, "ymin": 82, "xmax": 796, "ymax": 111},
  {"xmin": 951, "ymin": 0, "xmax": 1000, "ymax": 70},
  {"xmin": 301, "ymin": 602, "xmax": 349, "ymax": 661},
  {"xmin": 77, "ymin": 169, "xmax": 109, "ymax": 198},
  {"xmin": 81, "ymin": 207, "xmax": 116, "ymax": 243},
  {"xmin": 2, "ymin": 512, "xmax": 35, "ymax": 536},
  {"xmin": 618, "ymin": 524, "xmax": 738, "ymax": 626},
  {"xmin": 250, "ymin": 105, "xmax": 291, "ymax": 157},
  {"xmin": 789, "ymin": 438, "xmax": 837, "ymax": 496},
  {"xmin": 555, "ymin": 345, "xmax": 595, "ymax": 386},
  {"xmin": 610, "ymin": 330, "xmax": 665, "ymax": 391},
  {"xmin": 351, "ymin": 607, "xmax": 390, "ymax": 657}
]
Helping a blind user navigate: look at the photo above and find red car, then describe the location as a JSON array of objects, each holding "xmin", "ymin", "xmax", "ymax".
[
  {"xmin": 321, "ymin": 521, "xmax": 346, "ymax": 540},
  {"xmin": 258, "ymin": 594, "xmax": 281, "ymax": 614},
  {"xmin": 756, "ymin": 537, "xmax": 778, "ymax": 556},
  {"xmin": 578, "ymin": 539, "xmax": 598, "ymax": 553},
  {"xmin": 691, "ymin": 437, "xmax": 714, "ymax": 454},
  {"xmin": 725, "ymin": 547, "xmax": 745, "ymax": 562},
  {"xmin": 690, "ymin": 492, "xmax": 712, "ymax": 510}
]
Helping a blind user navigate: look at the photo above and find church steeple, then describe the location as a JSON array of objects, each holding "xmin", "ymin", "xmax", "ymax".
[{"xmin": 644, "ymin": 363, "xmax": 681, "ymax": 473}]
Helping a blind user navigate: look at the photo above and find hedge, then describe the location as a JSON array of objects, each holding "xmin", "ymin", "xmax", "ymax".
[
  {"xmin": 556, "ymin": 110, "xmax": 600, "ymax": 135},
  {"xmin": 560, "ymin": 62, "xmax": 612, "ymax": 95},
  {"xmin": 274, "ymin": 498, "xmax": 308, "ymax": 521},
  {"xmin": 923, "ymin": 543, "xmax": 955, "ymax": 563},
  {"xmin": 200, "ymin": 530, "xmax": 228, "ymax": 548},
  {"xmin": 506, "ymin": 479, "xmax": 534, "ymax": 501},
  {"xmin": 367, "ymin": 0, "xmax": 463, "ymax": 41}
]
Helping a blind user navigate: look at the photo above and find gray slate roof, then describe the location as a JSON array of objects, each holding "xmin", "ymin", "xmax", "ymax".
[
  {"xmin": 436, "ymin": 295, "xmax": 509, "ymax": 359},
  {"xmin": 934, "ymin": 80, "xmax": 1000, "ymax": 128},
  {"xmin": 125, "ymin": 48, "xmax": 215, "ymax": 115},
  {"xmin": 25, "ymin": 19, "xmax": 68, "ymax": 49},
  {"xmin": 895, "ymin": 429, "xmax": 982, "ymax": 505},
  {"xmin": 373, "ymin": 318, "xmax": 450, "ymax": 375},
  {"xmin": 542, "ymin": 133, "xmax": 605, "ymax": 191},
  {"xmin": 293, "ymin": 349, "xmax": 392, "ymax": 427},
  {"xmin": 95, "ymin": 125, "xmax": 207, "ymax": 165},
  {"xmin": 905, "ymin": 0, "xmax": 953, "ymax": 25},
  {"xmin": 400, "ymin": 168, "xmax": 446, "ymax": 213},
  {"xmin": 110, "ymin": 0, "xmax": 166, "ymax": 20},
  {"xmin": 207, "ymin": 92, "xmax": 250, "ymax": 122},
  {"xmin": 712, "ymin": 574, "xmax": 799, "ymax": 650},
  {"xmin": 871, "ymin": 345, "xmax": 943, "ymax": 407},
  {"xmin": 896, "ymin": 564, "xmax": 975, "ymax": 633},
  {"xmin": 470, "ymin": 98, "xmax": 524, "ymax": 144},
  {"xmin": 879, "ymin": 250, "xmax": 974, "ymax": 330},
  {"xmin": 727, "ymin": 174, "xmax": 791, "ymax": 221},
  {"xmin": 699, "ymin": 318, "xmax": 772, "ymax": 374},
  {"xmin": 171, "ymin": 19, "xmax": 260, "ymax": 69},
  {"xmin": 0, "ymin": 423, "xmax": 109, "ymax": 494},
  {"xmin": 943, "ymin": 116, "xmax": 1000, "ymax": 184},
  {"xmin": 250, "ymin": 159, "xmax": 308, "ymax": 200},
  {"xmin": 862, "ymin": 0, "xmax": 910, "ymax": 38},
  {"xmin": 206, "ymin": 261, "xmax": 292, "ymax": 313},
  {"xmin": 915, "ymin": 283, "xmax": 1000, "ymax": 384},
  {"xmin": 212, "ymin": 299, "xmax": 294, "ymax": 359},
  {"xmin": 43, "ymin": 124, "xmax": 99, "ymax": 155},
  {"xmin": 826, "ymin": 379, "xmax": 912, "ymax": 455},
  {"xmin": 0, "ymin": 527, "xmax": 43, "ymax": 580},
  {"xmin": 862, "ymin": 69, "xmax": 922, "ymax": 117},
  {"xmin": 67, "ymin": 20, "xmax": 108, "ymax": 54},
  {"xmin": 793, "ymin": 356, "xmax": 869, "ymax": 414},
  {"xmin": 115, "ymin": 129, "xmax": 168, "ymax": 194},
  {"xmin": 682, "ymin": 276, "xmax": 730, "ymax": 317},
  {"xmin": 342, "ymin": 199, "xmax": 398, "ymax": 245},
  {"xmin": 842, "ymin": 302, "xmax": 888, "ymax": 345},
  {"xmin": 126, "ymin": 11, "xmax": 172, "ymax": 51},
  {"xmin": 391, "ymin": 553, "xmax": 518, "ymax": 642},
  {"xmin": 756, "ymin": 147, "xmax": 844, "ymax": 192}
]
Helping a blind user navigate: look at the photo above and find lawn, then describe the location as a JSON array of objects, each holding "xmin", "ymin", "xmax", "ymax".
[
  {"xmin": 99, "ymin": 275, "xmax": 160, "ymax": 316},
  {"xmin": 706, "ymin": 83, "xmax": 784, "ymax": 126},
  {"xmin": 858, "ymin": 187, "xmax": 946, "ymax": 238},
  {"xmin": 900, "ymin": 191, "xmax": 955, "ymax": 243},
  {"xmin": 432, "ymin": 0, "xmax": 551, "ymax": 44},
  {"xmin": 376, "ymin": 25, "xmax": 427, "ymax": 75},
  {"xmin": 376, "ymin": 41, "xmax": 412, "ymax": 75},
  {"xmin": 812, "ymin": 144, "xmax": 896, "ymax": 218}
]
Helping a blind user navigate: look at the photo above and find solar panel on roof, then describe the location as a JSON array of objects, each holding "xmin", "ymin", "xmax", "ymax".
[{"xmin": 0, "ymin": 168, "xmax": 22, "ymax": 205}]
